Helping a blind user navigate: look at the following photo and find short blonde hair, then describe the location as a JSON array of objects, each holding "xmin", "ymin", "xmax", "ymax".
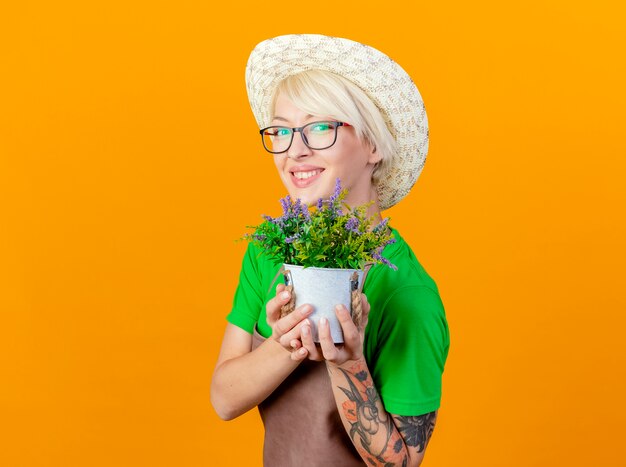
[{"xmin": 270, "ymin": 69, "xmax": 397, "ymax": 186}]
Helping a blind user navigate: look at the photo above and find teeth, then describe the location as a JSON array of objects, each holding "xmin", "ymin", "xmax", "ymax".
[{"xmin": 293, "ymin": 170, "xmax": 321, "ymax": 180}]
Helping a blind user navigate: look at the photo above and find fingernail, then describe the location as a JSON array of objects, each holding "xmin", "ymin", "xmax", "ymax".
[
  {"xmin": 302, "ymin": 324, "xmax": 309, "ymax": 335},
  {"xmin": 299, "ymin": 348, "xmax": 306, "ymax": 355},
  {"xmin": 320, "ymin": 317, "xmax": 328, "ymax": 326},
  {"xmin": 301, "ymin": 305, "xmax": 312, "ymax": 315},
  {"xmin": 281, "ymin": 291, "xmax": 290, "ymax": 299}
]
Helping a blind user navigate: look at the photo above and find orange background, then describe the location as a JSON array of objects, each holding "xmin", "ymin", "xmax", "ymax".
[{"xmin": 1, "ymin": 1, "xmax": 625, "ymax": 466}]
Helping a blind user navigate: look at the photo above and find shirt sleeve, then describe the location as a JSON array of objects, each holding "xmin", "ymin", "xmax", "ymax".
[
  {"xmin": 225, "ymin": 243, "xmax": 265, "ymax": 334},
  {"xmin": 372, "ymin": 285, "xmax": 450, "ymax": 416}
]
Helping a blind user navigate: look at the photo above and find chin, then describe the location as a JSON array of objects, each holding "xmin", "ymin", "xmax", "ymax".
[
  {"xmin": 281, "ymin": 174, "xmax": 336, "ymax": 207},
  {"xmin": 287, "ymin": 190, "xmax": 318, "ymax": 207}
]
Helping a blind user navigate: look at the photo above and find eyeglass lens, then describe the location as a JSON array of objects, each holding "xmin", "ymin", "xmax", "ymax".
[{"xmin": 262, "ymin": 121, "xmax": 340, "ymax": 153}]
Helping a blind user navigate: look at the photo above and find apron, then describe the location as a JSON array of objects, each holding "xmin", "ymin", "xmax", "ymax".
[{"xmin": 252, "ymin": 325, "xmax": 365, "ymax": 466}]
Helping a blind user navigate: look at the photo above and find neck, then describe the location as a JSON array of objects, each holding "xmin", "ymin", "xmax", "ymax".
[{"xmin": 345, "ymin": 186, "xmax": 384, "ymax": 231}]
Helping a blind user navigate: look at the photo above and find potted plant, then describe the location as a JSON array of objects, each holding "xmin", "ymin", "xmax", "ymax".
[{"xmin": 243, "ymin": 179, "xmax": 397, "ymax": 343}]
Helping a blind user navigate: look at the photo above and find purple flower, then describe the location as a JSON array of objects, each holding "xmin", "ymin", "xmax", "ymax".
[
  {"xmin": 373, "ymin": 217, "xmax": 390, "ymax": 233},
  {"xmin": 327, "ymin": 179, "xmax": 343, "ymax": 217},
  {"xmin": 329, "ymin": 178, "xmax": 342, "ymax": 204},
  {"xmin": 372, "ymin": 250, "xmax": 398, "ymax": 270},
  {"xmin": 302, "ymin": 203, "xmax": 311, "ymax": 221},
  {"xmin": 280, "ymin": 195, "xmax": 292, "ymax": 216},
  {"xmin": 253, "ymin": 233, "xmax": 266, "ymax": 241},
  {"xmin": 316, "ymin": 198, "xmax": 324, "ymax": 210},
  {"xmin": 285, "ymin": 234, "xmax": 299, "ymax": 244},
  {"xmin": 262, "ymin": 213, "xmax": 285, "ymax": 227},
  {"xmin": 293, "ymin": 198, "xmax": 302, "ymax": 216},
  {"xmin": 345, "ymin": 217, "xmax": 360, "ymax": 234}
]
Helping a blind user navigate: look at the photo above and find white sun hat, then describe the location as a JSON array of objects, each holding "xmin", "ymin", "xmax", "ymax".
[{"xmin": 245, "ymin": 33, "xmax": 429, "ymax": 211}]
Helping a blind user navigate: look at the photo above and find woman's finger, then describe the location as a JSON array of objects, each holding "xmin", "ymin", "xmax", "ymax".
[
  {"xmin": 301, "ymin": 323, "xmax": 323, "ymax": 361},
  {"xmin": 291, "ymin": 346, "xmax": 308, "ymax": 361},
  {"xmin": 266, "ymin": 284, "xmax": 290, "ymax": 327},
  {"xmin": 290, "ymin": 339, "xmax": 301, "ymax": 350},
  {"xmin": 335, "ymin": 304, "xmax": 360, "ymax": 350},
  {"xmin": 318, "ymin": 316, "xmax": 339, "ymax": 361},
  {"xmin": 278, "ymin": 318, "xmax": 309, "ymax": 348},
  {"xmin": 273, "ymin": 304, "xmax": 313, "ymax": 338}
]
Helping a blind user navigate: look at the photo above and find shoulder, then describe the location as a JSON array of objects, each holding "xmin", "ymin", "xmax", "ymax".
[
  {"xmin": 377, "ymin": 228, "xmax": 438, "ymax": 280},
  {"xmin": 382, "ymin": 285, "xmax": 446, "ymax": 328},
  {"xmin": 363, "ymin": 228, "xmax": 448, "ymax": 344},
  {"xmin": 364, "ymin": 228, "xmax": 442, "ymax": 307}
]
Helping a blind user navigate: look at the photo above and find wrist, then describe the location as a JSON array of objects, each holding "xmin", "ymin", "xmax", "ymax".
[
  {"xmin": 326, "ymin": 354, "xmax": 366, "ymax": 372},
  {"xmin": 265, "ymin": 335, "xmax": 299, "ymax": 361}
]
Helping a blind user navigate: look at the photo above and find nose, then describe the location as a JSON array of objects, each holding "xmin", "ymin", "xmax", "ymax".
[{"xmin": 286, "ymin": 129, "xmax": 313, "ymax": 159}]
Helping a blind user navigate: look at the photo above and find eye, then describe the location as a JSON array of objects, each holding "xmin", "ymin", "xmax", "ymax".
[
  {"xmin": 266, "ymin": 127, "xmax": 291, "ymax": 138},
  {"xmin": 275, "ymin": 127, "xmax": 291, "ymax": 137},
  {"xmin": 309, "ymin": 122, "xmax": 335, "ymax": 133}
]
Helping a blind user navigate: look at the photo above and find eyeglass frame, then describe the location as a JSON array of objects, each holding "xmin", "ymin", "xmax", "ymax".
[{"xmin": 259, "ymin": 121, "xmax": 352, "ymax": 154}]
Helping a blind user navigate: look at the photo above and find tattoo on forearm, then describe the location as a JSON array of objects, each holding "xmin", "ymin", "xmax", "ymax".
[
  {"xmin": 334, "ymin": 363, "xmax": 406, "ymax": 465},
  {"xmin": 394, "ymin": 411, "xmax": 437, "ymax": 453}
]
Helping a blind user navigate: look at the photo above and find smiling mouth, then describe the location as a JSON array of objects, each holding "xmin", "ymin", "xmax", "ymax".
[{"xmin": 291, "ymin": 169, "xmax": 324, "ymax": 180}]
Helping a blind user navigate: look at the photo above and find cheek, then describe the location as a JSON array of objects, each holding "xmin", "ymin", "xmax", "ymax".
[{"xmin": 331, "ymin": 149, "xmax": 370, "ymax": 177}]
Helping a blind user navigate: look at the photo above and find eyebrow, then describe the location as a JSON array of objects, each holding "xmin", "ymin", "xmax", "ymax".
[{"xmin": 272, "ymin": 114, "xmax": 315, "ymax": 122}]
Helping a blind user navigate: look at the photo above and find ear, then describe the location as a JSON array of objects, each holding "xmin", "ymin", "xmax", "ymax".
[{"xmin": 368, "ymin": 143, "xmax": 382, "ymax": 165}]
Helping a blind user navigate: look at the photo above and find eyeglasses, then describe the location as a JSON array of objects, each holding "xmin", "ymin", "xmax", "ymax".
[{"xmin": 259, "ymin": 121, "xmax": 352, "ymax": 154}]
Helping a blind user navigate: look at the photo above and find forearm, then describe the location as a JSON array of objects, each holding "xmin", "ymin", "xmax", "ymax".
[
  {"xmin": 326, "ymin": 357, "xmax": 412, "ymax": 466},
  {"xmin": 211, "ymin": 338, "xmax": 301, "ymax": 420}
]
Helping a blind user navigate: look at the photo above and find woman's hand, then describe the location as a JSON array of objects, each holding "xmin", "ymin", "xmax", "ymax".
[
  {"xmin": 266, "ymin": 283, "xmax": 314, "ymax": 362},
  {"xmin": 300, "ymin": 294, "xmax": 371, "ymax": 366}
]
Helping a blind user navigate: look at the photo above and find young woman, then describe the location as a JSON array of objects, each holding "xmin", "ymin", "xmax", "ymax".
[{"xmin": 211, "ymin": 34, "xmax": 450, "ymax": 467}]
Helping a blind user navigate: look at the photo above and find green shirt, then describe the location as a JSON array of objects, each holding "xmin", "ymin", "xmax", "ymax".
[{"xmin": 227, "ymin": 227, "xmax": 450, "ymax": 416}]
